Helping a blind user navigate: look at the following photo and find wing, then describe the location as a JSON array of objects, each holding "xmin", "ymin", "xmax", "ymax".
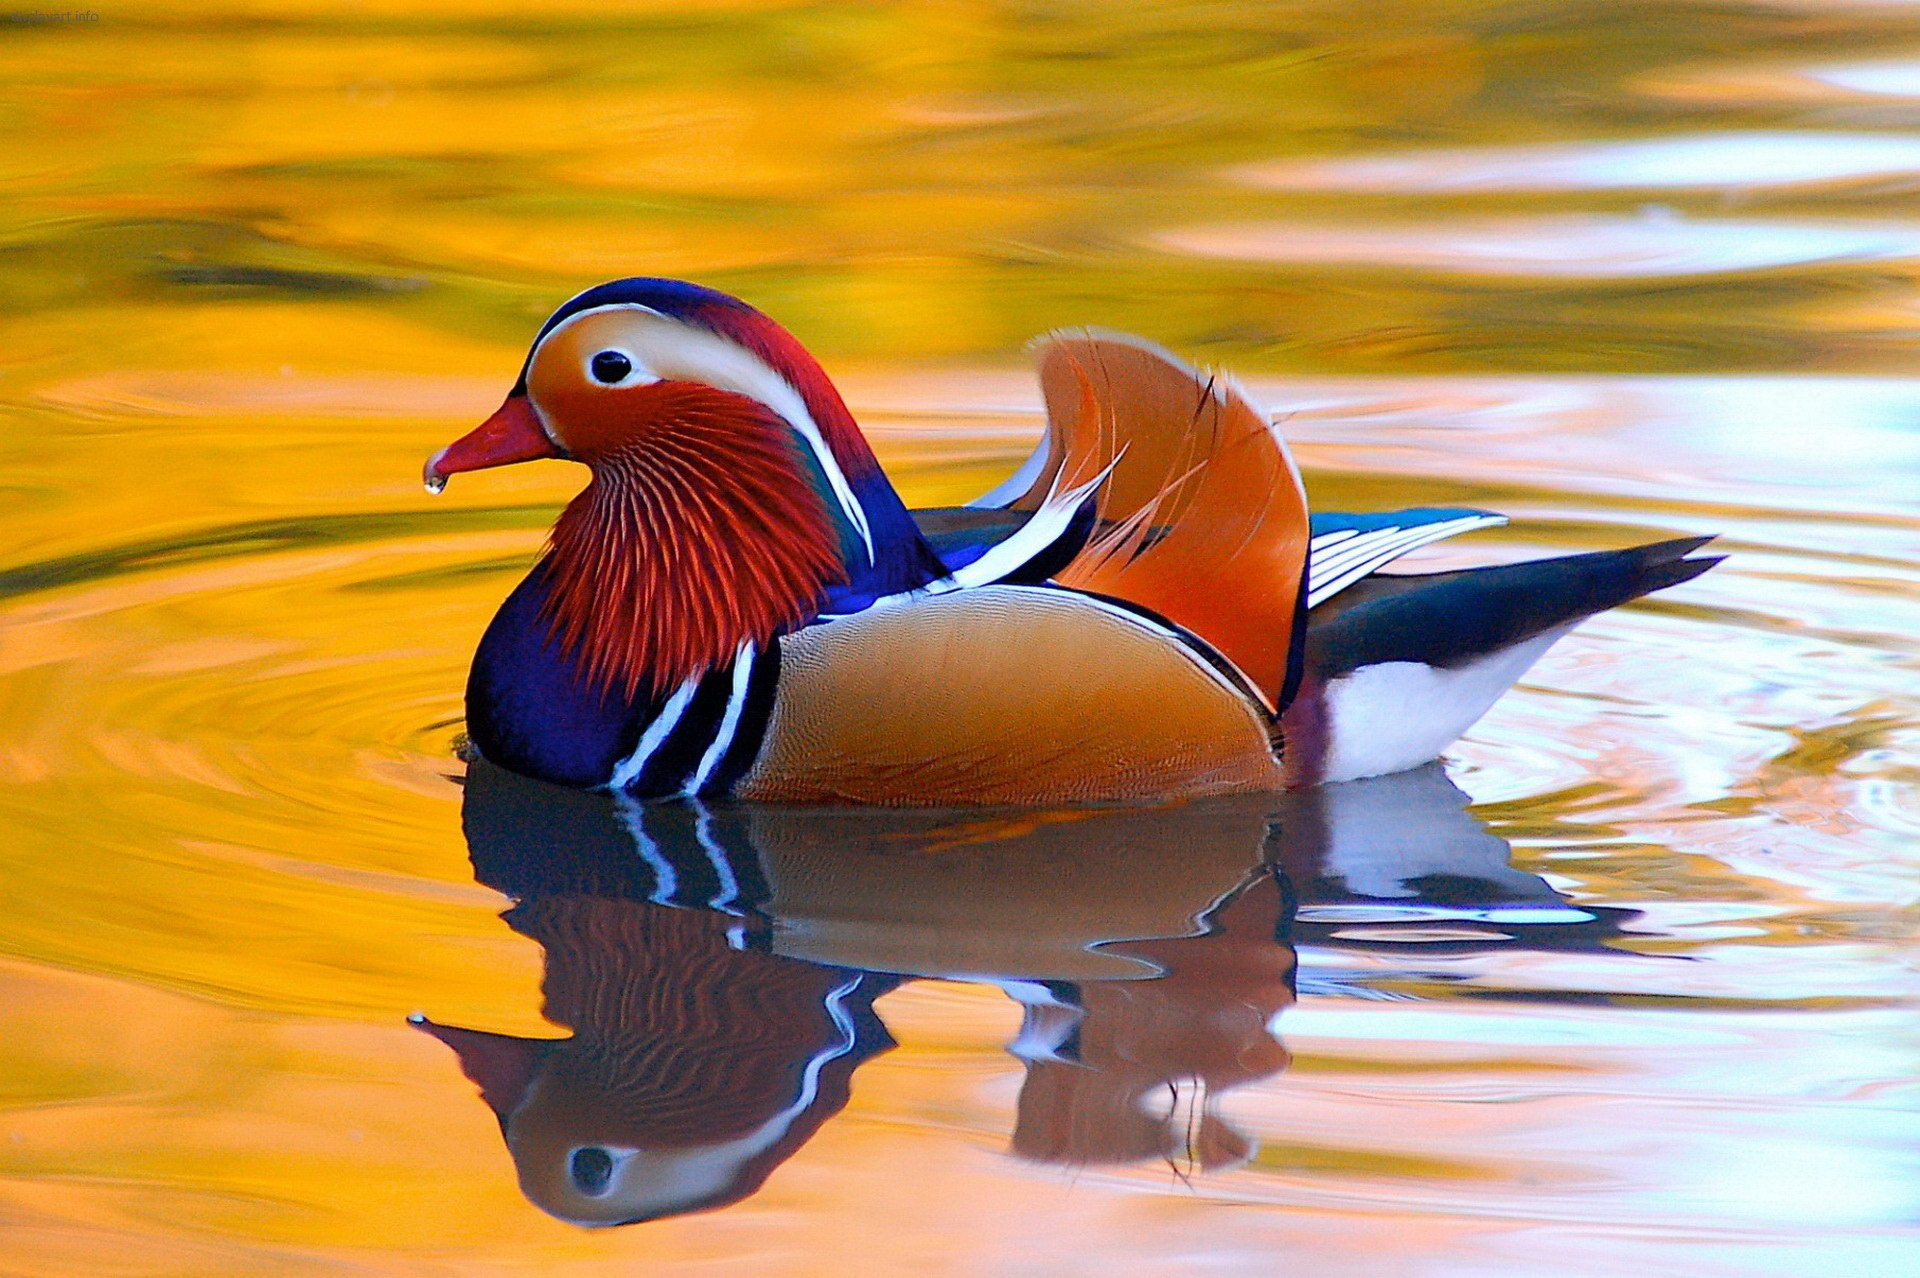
[
  {"xmin": 993, "ymin": 330, "xmax": 1310, "ymax": 713},
  {"xmin": 1304, "ymin": 536, "xmax": 1720, "ymax": 678},
  {"xmin": 739, "ymin": 585, "xmax": 1282, "ymax": 806},
  {"xmin": 924, "ymin": 503, "xmax": 1508, "ymax": 617},
  {"xmin": 911, "ymin": 504, "xmax": 1093, "ymax": 586},
  {"xmin": 1307, "ymin": 508, "xmax": 1507, "ymax": 609}
]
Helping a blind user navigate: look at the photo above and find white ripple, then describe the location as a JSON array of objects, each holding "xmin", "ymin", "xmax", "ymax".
[
  {"xmin": 1278, "ymin": 1005, "xmax": 1747, "ymax": 1047},
  {"xmin": 1235, "ymin": 131, "xmax": 1920, "ymax": 192},
  {"xmin": 1154, "ymin": 212, "xmax": 1920, "ymax": 277},
  {"xmin": 1815, "ymin": 60, "xmax": 1920, "ymax": 97}
]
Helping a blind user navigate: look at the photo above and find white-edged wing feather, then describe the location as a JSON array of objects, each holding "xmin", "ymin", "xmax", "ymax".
[{"xmin": 1307, "ymin": 511, "xmax": 1506, "ymax": 609}]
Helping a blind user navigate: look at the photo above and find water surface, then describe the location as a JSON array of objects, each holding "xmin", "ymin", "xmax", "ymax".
[{"xmin": 1, "ymin": 2, "xmax": 1916, "ymax": 1274}]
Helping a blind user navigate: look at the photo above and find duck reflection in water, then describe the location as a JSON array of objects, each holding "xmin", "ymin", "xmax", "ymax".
[{"xmin": 419, "ymin": 761, "xmax": 1626, "ymax": 1225}]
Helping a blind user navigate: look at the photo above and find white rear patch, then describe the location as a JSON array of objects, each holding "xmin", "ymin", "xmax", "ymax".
[{"xmin": 1320, "ymin": 629, "xmax": 1566, "ymax": 783}]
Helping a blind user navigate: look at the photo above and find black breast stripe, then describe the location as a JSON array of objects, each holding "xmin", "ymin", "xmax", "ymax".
[
  {"xmin": 622, "ymin": 663, "xmax": 741, "ymax": 798},
  {"xmin": 706, "ymin": 641, "xmax": 781, "ymax": 796},
  {"xmin": 613, "ymin": 644, "xmax": 781, "ymax": 799}
]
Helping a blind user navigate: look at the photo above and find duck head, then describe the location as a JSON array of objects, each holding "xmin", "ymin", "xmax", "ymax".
[{"xmin": 428, "ymin": 279, "xmax": 941, "ymax": 702}]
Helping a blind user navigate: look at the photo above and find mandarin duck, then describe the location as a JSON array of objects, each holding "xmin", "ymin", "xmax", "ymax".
[{"xmin": 426, "ymin": 278, "xmax": 1719, "ymax": 805}]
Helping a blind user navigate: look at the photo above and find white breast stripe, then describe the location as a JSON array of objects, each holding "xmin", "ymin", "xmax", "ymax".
[
  {"xmin": 684, "ymin": 642, "xmax": 756, "ymax": 795},
  {"xmin": 606, "ymin": 676, "xmax": 699, "ymax": 791},
  {"xmin": 1307, "ymin": 514, "xmax": 1507, "ymax": 608}
]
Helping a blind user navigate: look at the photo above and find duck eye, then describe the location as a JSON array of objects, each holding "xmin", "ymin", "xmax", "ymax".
[
  {"xmin": 569, "ymin": 1146, "xmax": 617, "ymax": 1196},
  {"xmin": 590, "ymin": 350, "xmax": 634, "ymax": 385}
]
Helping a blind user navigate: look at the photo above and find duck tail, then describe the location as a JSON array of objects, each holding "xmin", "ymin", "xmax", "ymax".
[{"xmin": 1307, "ymin": 535, "xmax": 1724, "ymax": 678}]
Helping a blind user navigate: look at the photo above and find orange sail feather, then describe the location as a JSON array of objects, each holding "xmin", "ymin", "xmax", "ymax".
[{"xmin": 1025, "ymin": 331, "xmax": 1311, "ymax": 713}]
